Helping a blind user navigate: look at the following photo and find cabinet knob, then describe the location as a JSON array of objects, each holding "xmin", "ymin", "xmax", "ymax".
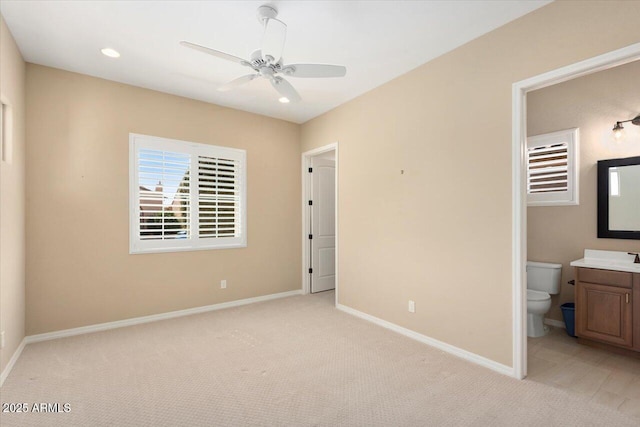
[{"xmin": 626, "ymin": 293, "xmax": 630, "ymax": 304}]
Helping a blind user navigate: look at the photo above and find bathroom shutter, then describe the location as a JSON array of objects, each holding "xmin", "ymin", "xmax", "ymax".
[
  {"xmin": 527, "ymin": 143, "xmax": 568, "ymax": 193},
  {"xmin": 526, "ymin": 128, "xmax": 579, "ymax": 206}
]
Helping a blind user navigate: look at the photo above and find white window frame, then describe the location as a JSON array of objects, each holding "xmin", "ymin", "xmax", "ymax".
[
  {"xmin": 129, "ymin": 133, "xmax": 247, "ymax": 254},
  {"xmin": 526, "ymin": 128, "xmax": 579, "ymax": 206},
  {"xmin": 1, "ymin": 98, "xmax": 13, "ymax": 164},
  {"xmin": 0, "ymin": 102, "xmax": 4, "ymax": 162}
]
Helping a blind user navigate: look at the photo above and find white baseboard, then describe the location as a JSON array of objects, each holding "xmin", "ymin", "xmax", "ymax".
[
  {"xmin": 336, "ymin": 304, "xmax": 515, "ymax": 378},
  {"xmin": 544, "ymin": 318, "xmax": 566, "ymax": 329},
  {"xmin": 0, "ymin": 338, "xmax": 26, "ymax": 387},
  {"xmin": 26, "ymin": 290, "xmax": 302, "ymax": 344}
]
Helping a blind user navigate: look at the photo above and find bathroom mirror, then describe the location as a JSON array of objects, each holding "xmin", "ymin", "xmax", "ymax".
[{"xmin": 597, "ymin": 156, "xmax": 640, "ymax": 239}]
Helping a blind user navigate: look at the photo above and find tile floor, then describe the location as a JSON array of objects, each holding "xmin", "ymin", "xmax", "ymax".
[{"xmin": 527, "ymin": 326, "xmax": 640, "ymax": 420}]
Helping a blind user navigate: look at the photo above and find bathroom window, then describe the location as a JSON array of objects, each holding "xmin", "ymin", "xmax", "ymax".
[
  {"xmin": 129, "ymin": 133, "xmax": 246, "ymax": 254},
  {"xmin": 609, "ymin": 168, "xmax": 620, "ymax": 197},
  {"xmin": 526, "ymin": 128, "xmax": 579, "ymax": 206}
]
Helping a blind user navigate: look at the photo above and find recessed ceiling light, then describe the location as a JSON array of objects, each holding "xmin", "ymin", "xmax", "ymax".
[
  {"xmin": 101, "ymin": 48, "xmax": 120, "ymax": 58},
  {"xmin": 278, "ymin": 97, "xmax": 290, "ymax": 104}
]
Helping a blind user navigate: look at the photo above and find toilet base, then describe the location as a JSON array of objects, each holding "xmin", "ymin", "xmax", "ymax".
[{"xmin": 527, "ymin": 312, "xmax": 549, "ymax": 338}]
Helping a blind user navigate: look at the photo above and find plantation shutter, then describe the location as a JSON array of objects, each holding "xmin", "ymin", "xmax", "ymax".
[
  {"xmin": 527, "ymin": 143, "xmax": 568, "ymax": 194},
  {"xmin": 526, "ymin": 128, "xmax": 579, "ymax": 206},
  {"xmin": 198, "ymin": 155, "xmax": 241, "ymax": 239},
  {"xmin": 137, "ymin": 148, "xmax": 191, "ymax": 241}
]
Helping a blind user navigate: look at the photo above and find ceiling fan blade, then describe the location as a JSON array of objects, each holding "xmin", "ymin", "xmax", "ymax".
[
  {"xmin": 270, "ymin": 77, "xmax": 301, "ymax": 103},
  {"xmin": 282, "ymin": 64, "xmax": 347, "ymax": 78},
  {"xmin": 217, "ymin": 74, "xmax": 259, "ymax": 92},
  {"xmin": 261, "ymin": 18, "xmax": 286, "ymax": 64},
  {"xmin": 180, "ymin": 41, "xmax": 250, "ymax": 67}
]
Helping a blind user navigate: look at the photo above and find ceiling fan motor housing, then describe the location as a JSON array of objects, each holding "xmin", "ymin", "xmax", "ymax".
[{"xmin": 250, "ymin": 49, "xmax": 283, "ymax": 74}]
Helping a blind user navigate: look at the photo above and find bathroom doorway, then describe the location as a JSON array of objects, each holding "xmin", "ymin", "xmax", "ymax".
[{"xmin": 512, "ymin": 43, "xmax": 640, "ymax": 380}]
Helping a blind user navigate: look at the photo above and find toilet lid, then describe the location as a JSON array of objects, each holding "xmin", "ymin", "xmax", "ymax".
[{"xmin": 527, "ymin": 289, "xmax": 550, "ymax": 301}]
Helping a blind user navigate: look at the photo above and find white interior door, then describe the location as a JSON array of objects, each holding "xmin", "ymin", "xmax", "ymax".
[{"xmin": 310, "ymin": 156, "xmax": 336, "ymax": 293}]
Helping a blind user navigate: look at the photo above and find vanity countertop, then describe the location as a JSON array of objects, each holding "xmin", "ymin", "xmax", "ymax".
[{"xmin": 570, "ymin": 249, "xmax": 640, "ymax": 274}]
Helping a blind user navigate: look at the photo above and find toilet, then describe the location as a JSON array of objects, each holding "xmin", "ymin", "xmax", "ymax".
[{"xmin": 526, "ymin": 261, "xmax": 562, "ymax": 338}]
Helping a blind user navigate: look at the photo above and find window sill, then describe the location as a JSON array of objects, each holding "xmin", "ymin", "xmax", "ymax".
[{"xmin": 129, "ymin": 242, "xmax": 247, "ymax": 255}]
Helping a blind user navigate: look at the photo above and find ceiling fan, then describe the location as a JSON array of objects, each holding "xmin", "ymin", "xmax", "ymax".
[{"xmin": 180, "ymin": 4, "xmax": 346, "ymax": 103}]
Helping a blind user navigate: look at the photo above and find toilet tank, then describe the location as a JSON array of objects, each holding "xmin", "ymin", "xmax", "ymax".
[{"xmin": 526, "ymin": 261, "xmax": 562, "ymax": 294}]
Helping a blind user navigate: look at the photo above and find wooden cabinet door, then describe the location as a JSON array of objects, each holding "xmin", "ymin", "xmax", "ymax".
[{"xmin": 576, "ymin": 281, "xmax": 633, "ymax": 347}]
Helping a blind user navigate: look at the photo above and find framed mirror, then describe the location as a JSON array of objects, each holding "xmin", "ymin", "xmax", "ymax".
[{"xmin": 597, "ymin": 156, "xmax": 640, "ymax": 239}]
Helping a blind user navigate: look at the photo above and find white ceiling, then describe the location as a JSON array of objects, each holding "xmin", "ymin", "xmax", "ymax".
[{"xmin": 1, "ymin": 1, "xmax": 551, "ymax": 124}]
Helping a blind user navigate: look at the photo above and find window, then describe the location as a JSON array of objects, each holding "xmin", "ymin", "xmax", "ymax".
[
  {"xmin": 526, "ymin": 128, "xmax": 579, "ymax": 206},
  {"xmin": 129, "ymin": 133, "xmax": 246, "ymax": 254},
  {"xmin": 609, "ymin": 167, "xmax": 620, "ymax": 197},
  {"xmin": 0, "ymin": 103, "xmax": 4, "ymax": 161},
  {"xmin": 1, "ymin": 101, "xmax": 12, "ymax": 163}
]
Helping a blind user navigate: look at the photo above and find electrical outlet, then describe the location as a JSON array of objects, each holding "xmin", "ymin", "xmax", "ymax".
[
  {"xmin": 0, "ymin": 331, "xmax": 5, "ymax": 349},
  {"xmin": 220, "ymin": 279, "xmax": 227, "ymax": 289},
  {"xmin": 408, "ymin": 300, "xmax": 415, "ymax": 313}
]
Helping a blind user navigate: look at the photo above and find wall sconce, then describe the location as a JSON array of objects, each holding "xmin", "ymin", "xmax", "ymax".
[{"xmin": 613, "ymin": 114, "xmax": 640, "ymax": 140}]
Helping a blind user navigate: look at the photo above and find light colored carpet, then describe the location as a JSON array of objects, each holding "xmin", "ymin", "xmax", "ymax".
[{"xmin": 1, "ymin": 291, "xmax": 637, "ymax": 426}]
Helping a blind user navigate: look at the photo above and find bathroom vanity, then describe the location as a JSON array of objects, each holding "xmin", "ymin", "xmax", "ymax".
[{"xmin": 571, "ymin": 250, "xmax": 640, "ymax": 356}]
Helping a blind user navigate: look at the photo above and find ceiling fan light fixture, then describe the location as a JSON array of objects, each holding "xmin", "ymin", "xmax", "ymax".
[
  {"xmin": 101, "ymin": 48, "xmax": 120, "ymax": 58},
  {"xmin": 278, "ymin": 97, "xmax": 290, "ymax": 104}
]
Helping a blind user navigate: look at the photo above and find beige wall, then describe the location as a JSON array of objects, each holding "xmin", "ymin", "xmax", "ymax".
[
  {"xmin": 26, "ymin": 65, "xmax": 301, "ymax": 335},
  {"xmin": 0, "ymin": 16, "xmax": 26, "ymax": 373},
  {"xmin": 301, "ymin": 1, "xmax": 640, "ymax": 366},
  {"xmin": 528, "ymin": 60, "xmax": 640, "ymax": 323}
]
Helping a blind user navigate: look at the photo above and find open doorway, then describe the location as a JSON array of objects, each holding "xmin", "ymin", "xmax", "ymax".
[
  {"xmin": 512, "ymin": 43, "xmax": 640, "ymax": 380},
  {"xmin": 302, "ymin": 143, "xmax": 338, "ymax": 298}
]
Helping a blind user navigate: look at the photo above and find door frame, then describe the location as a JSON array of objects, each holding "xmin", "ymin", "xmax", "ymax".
[
  {"xmin": 511, "ymin": 42, "xmax": 640, "ymax": 380},
  {"xmin": 301, "ymin": 143, "xmax": 339, "ymax": 302}
]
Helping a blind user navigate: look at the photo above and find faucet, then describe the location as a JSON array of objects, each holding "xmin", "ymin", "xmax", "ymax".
[{"xmin": 629, "ymin": 252, "xmax": 640, "ymax": 264}]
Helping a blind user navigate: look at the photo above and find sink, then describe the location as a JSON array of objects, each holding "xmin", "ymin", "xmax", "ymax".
[{"xmin": 570, "ymin": 249, "xmax": 640, "ymax": 273}]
